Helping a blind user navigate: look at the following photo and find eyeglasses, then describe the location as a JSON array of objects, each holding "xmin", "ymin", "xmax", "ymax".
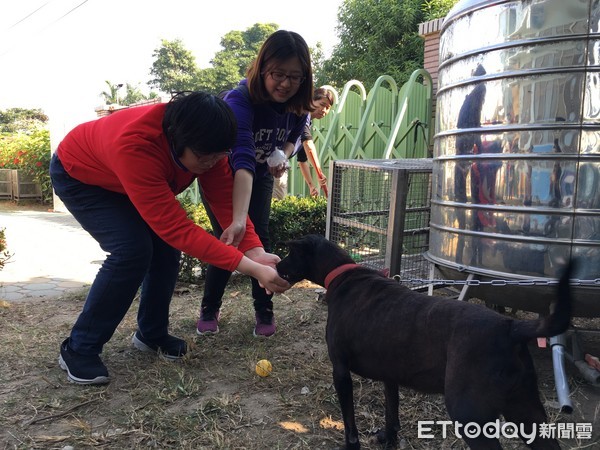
[
  {"xmin": 193, "ymin": 150, "xmax": 232, "ymax": 162},
  {"xmin": 188, "ymin": 150, "xmax": 231, "ymax": 170},
  {"xmin": 170, "ymin": 90, "xmax": 194, "ymax": 100},
  {"xmin": 267, "ymin": 71, "xmax": 306, "ymax": 85}
]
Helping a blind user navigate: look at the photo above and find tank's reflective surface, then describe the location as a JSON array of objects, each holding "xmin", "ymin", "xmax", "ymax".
[
  {"xmin": 440, "ymin": 0, "xmax": 591, "ymax": 60},
  {"xmin": 430, "ymin": 0, "xmax": 600, "ymax": 281}
]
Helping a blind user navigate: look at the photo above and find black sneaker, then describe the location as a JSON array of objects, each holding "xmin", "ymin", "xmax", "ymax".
[
  {"xmin": 132, "ymin": 331, "xmax": 187, "ymax": 361},
  {"xmin": 58, "ymin": 338, "xmax": 110, "ymax": 385}
]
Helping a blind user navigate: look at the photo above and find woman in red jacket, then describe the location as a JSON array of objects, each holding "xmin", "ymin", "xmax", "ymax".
[{"xmin": 50, "ymin": 91, "xmax": 289, "ymax": 385}]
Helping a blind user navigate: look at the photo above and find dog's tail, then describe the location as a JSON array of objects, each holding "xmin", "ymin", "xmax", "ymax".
[{"xmin": 510, "ymin": 259, "xmax": 575, "ymax": 343}]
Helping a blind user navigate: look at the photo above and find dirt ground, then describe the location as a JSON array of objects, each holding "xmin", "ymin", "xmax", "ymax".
[{"xmin": 1, "ymin": 277, "xmax": 599, "ymax": 449}]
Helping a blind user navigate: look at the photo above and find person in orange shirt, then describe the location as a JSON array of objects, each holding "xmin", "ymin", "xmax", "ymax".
[
  {"xmin": 272, "ymin": 87, "xmax": 334, "ymax": 199},
  {"xmin": 295, "ymin": 87, "xmax": 334, "ymax": 197}
]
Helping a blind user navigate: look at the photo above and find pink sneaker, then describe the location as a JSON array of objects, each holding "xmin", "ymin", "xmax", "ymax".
[
  {"xmin": 253, "ymin": 310, "xmax": 276, "ymax": 337},
  {"xmin": 196, "ymin": 309, "xmax": 220, "ymax": 335}
]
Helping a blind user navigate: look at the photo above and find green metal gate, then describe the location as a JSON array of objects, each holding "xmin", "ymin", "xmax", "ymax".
[{"xmin": 288, "ymin": 69, "xmax": 433, "ymax": 197}]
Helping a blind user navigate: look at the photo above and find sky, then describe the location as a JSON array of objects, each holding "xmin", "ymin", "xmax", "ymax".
[{"xmin": 0, "ymin": 0, "xmax": 343, "ymax": 134}]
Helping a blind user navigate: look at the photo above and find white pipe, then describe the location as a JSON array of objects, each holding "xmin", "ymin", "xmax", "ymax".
[{"xmin": 549, "ymin": 334, "xmax": 573, "ymax": 414}]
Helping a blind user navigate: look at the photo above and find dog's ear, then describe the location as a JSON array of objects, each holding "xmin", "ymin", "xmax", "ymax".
[
  {"xmin": 279, "ymin": 239, "xmax": 301, "ymax": 256},
  {"xmin": 282, "ymin": 239, "xmax": 297, "ymax": 250},
  {"xmin": 282, "ymin": 235, "xmax": 315, "ymax": 255},
  {"xmin": 282, "ymin": 235, "xmax": 327, "ymax": 255},
  {"xmin": 302, "ymin": 234, "xmax": 325, "ymax": 245}
]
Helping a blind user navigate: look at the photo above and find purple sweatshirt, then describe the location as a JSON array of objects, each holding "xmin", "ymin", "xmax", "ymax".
[{"xmin": 224, "ymin": 79, "xmax": 306, "ymax": 178}]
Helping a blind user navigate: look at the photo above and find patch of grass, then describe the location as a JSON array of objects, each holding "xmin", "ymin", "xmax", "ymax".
[{"xmin": 1, "ymin": 277, "xmax": 599, "ymax": 449}]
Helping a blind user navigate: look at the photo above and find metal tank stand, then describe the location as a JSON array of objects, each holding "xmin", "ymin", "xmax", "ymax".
[{"xmin": 426, "ymin": 263, "xmax": 474, "ymax": 300}]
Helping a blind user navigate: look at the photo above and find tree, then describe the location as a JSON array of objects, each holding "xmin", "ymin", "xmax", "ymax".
[
  {"xmin": 0, "ymin": 108, "xmax": 48, "ymax": 134},
  {"xmin": 148, "ymin": 23, "xmax": 336, "ymax": 95},
  {"xmin": 148, "ymin": 39, "xmax": 200, "ymax": 94},
  {"xmin": 120, "ymin": 83, "xmax": 159, "ymax": 106},
  {"xmin": 321, "ymin": 0, "xmax": 428, "ymax": 90},
  {"xmin": 100, "ymin": 80, "xmax": 123, "ymax": 105},
  {"xmin": 195, "ymin": 23, "xmax": 278, "ymax": 94},
  {"xmin": 319, "ymin": 0, "xmax": 458, "ymax": 90},
  {"xmin": 422, "ymin": 0, "xmax": 458, "ymax": 21},
  {"xmin": 310, "ymin": 42, "xmax": 327, "ymax": 88},
  {"xmin": 100, "ymin": 81, "xmax": 158, "ymax": 106}
]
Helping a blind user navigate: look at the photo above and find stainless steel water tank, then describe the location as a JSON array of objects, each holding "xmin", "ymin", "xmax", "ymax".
[{"xmin": 427, "ymin": 0, "xmax": 600, "ymax": 316}]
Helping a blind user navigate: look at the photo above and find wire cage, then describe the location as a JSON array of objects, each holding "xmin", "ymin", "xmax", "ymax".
[{"xmin": 326, "ymin": 159, "xmax": 433, "ymax": 286}]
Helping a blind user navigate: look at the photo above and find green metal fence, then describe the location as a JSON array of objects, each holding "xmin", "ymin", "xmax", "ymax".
[{"xmin": 288, "ymin": 69, "xmax": 433, "ymax": 197}]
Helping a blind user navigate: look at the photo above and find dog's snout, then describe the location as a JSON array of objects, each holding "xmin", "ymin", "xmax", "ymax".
[{"xmin": 275, "ymin": 261, "xmax": 289, "ymax": 280}]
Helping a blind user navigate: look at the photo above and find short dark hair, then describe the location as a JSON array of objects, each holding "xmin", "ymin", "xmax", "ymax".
[
  {"xmin": 163, "ymin": 91, "xmax": 237, "ymax": 157},
  {"xmin": 246, "ymin": 30, "xmax": 313, "ymax": 115},
  {"xmin": 314, "ymin": 87, "xmax": 334, "ymax": 106}
]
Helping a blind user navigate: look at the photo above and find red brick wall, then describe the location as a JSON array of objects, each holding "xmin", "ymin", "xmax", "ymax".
[
  {"xmin": 419, "ymin": 18, "xmax": 444, "ymax": 97},
  {"xmin": 419, "ymin": 18, "xmax": 444, "ymax": 145},
  {"xmin": 94, "ymin": 97, "xmax": 166, "ymax": 118}
]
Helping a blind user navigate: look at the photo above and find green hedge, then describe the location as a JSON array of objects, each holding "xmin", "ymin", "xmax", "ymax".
[
  {"xmin": 0, "ymin": 129, "xmax": 52, "ymax": 203},
  {"xmin": 268, "ymin": 195, "xmax": 327, "ymax": 256},
  {"xmin": 178, "ymin": 195, "xmax": 327, "ymax": 282}
]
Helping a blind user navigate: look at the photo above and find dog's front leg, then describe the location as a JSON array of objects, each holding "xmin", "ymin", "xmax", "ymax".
[
  {"xmin": 333, "ymin": 367, "xmax": 361, "ymax": 449},
  {"xmin": 377, "ymin": 382, "xmax": 400, "ymax": 448}
]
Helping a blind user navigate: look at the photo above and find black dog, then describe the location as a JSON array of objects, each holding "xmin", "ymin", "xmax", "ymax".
[{"xmin": 277, "ymin": 234, "xmax": 573, "ymax": 450}]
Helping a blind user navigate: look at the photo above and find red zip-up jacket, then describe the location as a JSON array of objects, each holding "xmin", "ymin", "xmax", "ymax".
[{"xmin": 56, "ymin": 103, "xmax": 262, "ymax": 272}]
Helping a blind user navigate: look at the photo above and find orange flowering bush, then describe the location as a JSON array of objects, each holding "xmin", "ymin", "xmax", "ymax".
[
  {"xmin": 0, "ymin": 128, "xmax": 52, "ymax": 203},
  {"xmin": 0, "ymin": 228, "xmax": 10, "ymax": 271}
]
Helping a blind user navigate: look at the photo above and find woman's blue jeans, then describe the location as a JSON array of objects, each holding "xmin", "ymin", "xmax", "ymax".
[{"xmin": 50, "ymin": 154, "xmax": 181, "ymax": 355}]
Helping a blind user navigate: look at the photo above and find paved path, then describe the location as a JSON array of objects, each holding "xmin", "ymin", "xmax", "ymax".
[{"xmin": 1, "ymin": 209, "xmax": 107, "ymax": 301}]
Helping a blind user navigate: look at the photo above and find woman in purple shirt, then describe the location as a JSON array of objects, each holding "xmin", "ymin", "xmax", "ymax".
[{"xmin": 197, "ymin": 30, "xmax": 313, "ymax": 337}]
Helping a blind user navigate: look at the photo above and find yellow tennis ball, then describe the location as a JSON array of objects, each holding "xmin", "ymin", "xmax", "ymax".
[{"xmin": 255, "ymin": 359, "xmax": 272, "ymax": 377}]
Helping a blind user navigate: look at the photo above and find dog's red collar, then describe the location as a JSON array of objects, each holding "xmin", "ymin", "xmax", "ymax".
[{"xmin": 324, "ymin": 263, "xmax": 359, "ymax": 289}]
